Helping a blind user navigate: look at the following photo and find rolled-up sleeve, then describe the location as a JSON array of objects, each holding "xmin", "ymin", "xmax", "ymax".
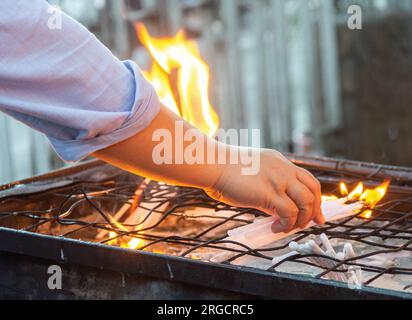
[{"xmin": 0, "ymin": 0, "xmax": 160, "ymax": 161}]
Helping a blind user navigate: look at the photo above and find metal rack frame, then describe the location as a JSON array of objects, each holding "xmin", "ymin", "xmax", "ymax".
[{"xmin": 0, "ymin": 158, "xmax": 411, "ymax": 299}]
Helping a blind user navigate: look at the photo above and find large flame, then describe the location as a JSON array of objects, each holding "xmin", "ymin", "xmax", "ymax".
[{"xmin": 135, "ymin": 23, "xmax": 219, "ymax": 137}]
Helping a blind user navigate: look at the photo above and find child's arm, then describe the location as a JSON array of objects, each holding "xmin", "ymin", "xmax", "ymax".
[
  {"xmin": 0, "ymin": 0, "xmax": 324, "ymax": 232},
  {"xmin": 93, "ymin": 105, "xmax": 325, "ymax": 233}
]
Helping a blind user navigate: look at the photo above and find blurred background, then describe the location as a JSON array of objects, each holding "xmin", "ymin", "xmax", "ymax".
[{"xmin": 1, "ymin": 0, "xmax": 412, "ymax": 184}]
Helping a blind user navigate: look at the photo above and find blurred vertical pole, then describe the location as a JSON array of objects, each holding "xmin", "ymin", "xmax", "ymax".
[
  {"xmin": 165, "ymin": 0, "xmax": 182, "ymax": 33},
  {"xmin": 319, "ymin": 0, "xmax": 342, "ymax": 130},
  {"xmin": 31, "ymin": 132, "xmax": 51, "ymax": 175},
  {"xmin": 220, "ymin": 0, "xmax": 244, "ymax": 130},
  {"xmin": 268, "ymin": 0, "xmax": 292, "ymax": 151},
  {"xmin": 301, "ymin": 0, "xmax": 323, "ymax": 153},
  {"xmin": 264, "ymin": 0, "xmax": 280, "ymax": 148},
  {"xmin": 0, "ymin": 115, "xmax": 14, "ymax": 183},
  {"xmin": 111, "ymin": 0, "xmax": 130, "ymax": 58},
  {"xmin": 100, "ymin": 0, "xmax": 112, "ymax": 46},
  {"xmin": 251, "ymin": 0, "xmax": 270, "ymax": 147}
]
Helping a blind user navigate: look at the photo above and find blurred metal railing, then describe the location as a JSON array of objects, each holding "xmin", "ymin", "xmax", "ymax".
[{"xmin": 0, "ymin": 115, "xmax": 52, "ymax": 184}]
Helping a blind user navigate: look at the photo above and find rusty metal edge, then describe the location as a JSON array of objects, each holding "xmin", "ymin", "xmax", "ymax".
[{"xmin": 2, "ymin": 154, "xmax": 412, "ymax": 194}]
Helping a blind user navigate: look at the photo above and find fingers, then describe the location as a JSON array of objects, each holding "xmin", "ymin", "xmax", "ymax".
[
  {"xmin": 286, "ymin": 181, "xmax": 315, "ymax": 229},
  {"xmin": 269, "ymin": 193, "xmax": 299, "ymax": 233},
  {"xmin": 297, "ymin": 169, "xmax": 325, "ymax": 224},
  {"xmin": 268, "ymin": 169, "xmax": 325, "ymax": 233}
]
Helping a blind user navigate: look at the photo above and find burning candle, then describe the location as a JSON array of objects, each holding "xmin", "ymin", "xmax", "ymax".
[{"xmin": 222, "ymin": 180, "xmax": 390, "ymax": 251}]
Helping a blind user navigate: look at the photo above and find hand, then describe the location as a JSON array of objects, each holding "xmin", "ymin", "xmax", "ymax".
[{"xmin": 205, "ymin": 148, "xmax": 325, "ymax": 233}]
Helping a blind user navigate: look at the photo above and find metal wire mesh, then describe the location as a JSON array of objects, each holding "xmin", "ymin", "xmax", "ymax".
[{"xmin": 0, "ymin": 162, "xmax": 411, "ymax": 293}]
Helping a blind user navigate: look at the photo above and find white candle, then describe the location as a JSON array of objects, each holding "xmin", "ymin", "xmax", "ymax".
[
  {"xmin": 272, "ymin": 251, "xmax": 299, "ymax": 265},
  {"xmin": 307, "ymin": 240, "xmax": 326, "ymax": 256},
  {"xmin": 343, "ymin": 242, "xmax": 356, "ymax": 259},
  {"xmin": 320, "ymin": 233, "xmax": 337, "ymax": 257},
  {"xmin": 224, "ymin": 198, "xmax": 363, "ymax": 250}
]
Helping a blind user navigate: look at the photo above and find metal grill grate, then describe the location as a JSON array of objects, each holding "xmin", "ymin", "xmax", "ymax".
[{"xmin": 0, "ymin": 158, "xmax": 411, "ymax": 295}]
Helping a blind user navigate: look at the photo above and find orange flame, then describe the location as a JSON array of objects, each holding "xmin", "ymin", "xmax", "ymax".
[
  {"xmin": 360, "ymin": 180, "xmax": 390, "ymax": 208},
  {"xmin": 339, "ymin": 182, "xmax": 348, "ymax": 196},
  {"xmin": 341, "ymin": 180, "xmax": 390, "ymax": 218},
  {"xmin": 135, "ymin": 23, "xmax": 219, "ymax": 137},
  {"xmin": 348, "ymin": 182, "xmax": 364, "ymax": 200},
  {"xmin": 107, "ymin": 215, "xmax": 143, "ymax": 250}
]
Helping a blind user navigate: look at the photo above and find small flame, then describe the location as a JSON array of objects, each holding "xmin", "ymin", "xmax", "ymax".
[
  {"xmin": 127, "ymin": 238, "xmax": 142, "ymax": 250},
  {"xmin": 135, "ymin": 23, "xmax": 219, "ymax": 137},
  {"xmin": 108, "ymin": 231, "xmax": 117, "ymax": 246},
  {"xmin": 361, "ymin": 210, "xmax": 373, "ymax": 219},
  {"xmin": 348, "ymin": 182, "xmax": 364, "ymax": 200},
  {"xmin": 340, "ymin": 182, "xmax": 348, "ymax": 196},
  {"xmin": 360, "ymin": 180, "xmax": 390, "ymax": 208},
  {"xmin": 107, "ymin": 215, "xmax": 143, "ymax": 250},
  {"xmin": 339, "ymin": 180, "xmax": 390, "ymax": 218}
]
